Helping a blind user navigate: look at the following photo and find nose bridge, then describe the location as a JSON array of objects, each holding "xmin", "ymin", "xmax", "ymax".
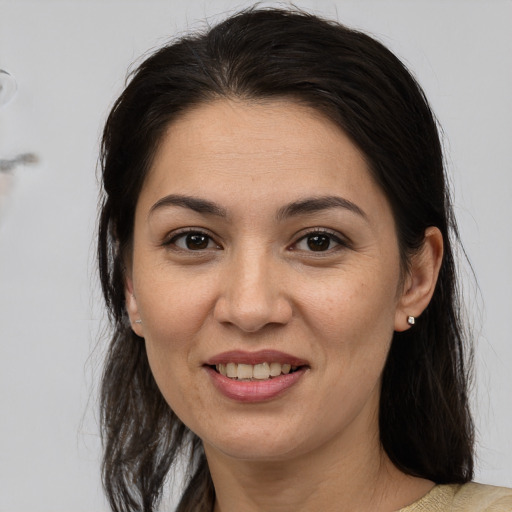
[
  {"xmin": 234, "ymin": 244, "xmax": 272, "ymax": 303},
  {"xmin": 214, "ymin": 241, "xmax": 291, "ymax": 332}
]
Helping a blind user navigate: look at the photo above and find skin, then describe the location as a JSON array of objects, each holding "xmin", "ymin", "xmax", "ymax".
[{"xmin": 125, "ymin": 99, "xmax": 443, "ymax": 511}]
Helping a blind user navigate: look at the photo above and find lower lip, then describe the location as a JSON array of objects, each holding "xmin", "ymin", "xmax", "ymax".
[{"xmin": 205, "ymin": 366, "xmax": 307, "ymax": 403}]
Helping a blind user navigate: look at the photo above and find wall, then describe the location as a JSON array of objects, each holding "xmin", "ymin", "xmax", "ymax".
[{"xmin": 0, "ymin": 1, "xmax": 510, "ymax": 510}]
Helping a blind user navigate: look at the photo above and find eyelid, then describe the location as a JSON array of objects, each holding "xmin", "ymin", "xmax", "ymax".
[
  {"xmin": 163, "ymin": 227, "xmax": 222, "ymax": 250},
  {"xmin": 161, "ymin": 226, "xmax": 350, "ymax": 253},
  {"xmin": 291, "ymin": 228, "xmax": 351, "ymax": 252}
]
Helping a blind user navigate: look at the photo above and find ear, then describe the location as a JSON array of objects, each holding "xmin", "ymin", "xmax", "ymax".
[
  {"xmin": 124, "ymin": 272, "xmax": 144, "ymax": 337},
  {"xmin": 395, "ymin": 227, "xmax": 444, "ymax": 332}
]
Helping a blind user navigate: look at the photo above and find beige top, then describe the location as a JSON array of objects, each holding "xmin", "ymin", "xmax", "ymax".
[{"xmin": 399, "ymin": 482, "xmax": 512, "ymax": 511}]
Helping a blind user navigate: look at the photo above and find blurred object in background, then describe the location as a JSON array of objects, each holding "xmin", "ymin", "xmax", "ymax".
[
  {"xmin": 0, "ymin": 152, "xmax": 39, "ymax": 173},
  {"xmin": 0, "ymin": 69, "xmax": 17, "ymax": 109},
  {"xmin": 0, "ymin": 68, "xmax": 39, "ymax": 217},
  {"xmin": 0, "ymin": 153, "xmax": 39, "ymax": 216}
]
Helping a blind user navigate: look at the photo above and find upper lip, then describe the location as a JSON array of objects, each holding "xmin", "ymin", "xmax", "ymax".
[{"xmin": 205, "ymin": 350, "xmax": 309, "ymax": 367}]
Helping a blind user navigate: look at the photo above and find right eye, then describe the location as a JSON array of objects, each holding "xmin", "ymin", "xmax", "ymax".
[{"xmin": 167, "ymin": 230, "xmax": 220, "ymax": 251}]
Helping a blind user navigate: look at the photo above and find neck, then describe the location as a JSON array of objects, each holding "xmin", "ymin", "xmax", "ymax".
[{"xmin": 204, "ymin": 425, "xmax": 433, "ymax": 512}]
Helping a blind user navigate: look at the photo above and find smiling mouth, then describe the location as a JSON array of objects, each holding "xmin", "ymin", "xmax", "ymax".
[{"xmin": 212, "ymin": 362, "xmax": 303, "ymax": 381}]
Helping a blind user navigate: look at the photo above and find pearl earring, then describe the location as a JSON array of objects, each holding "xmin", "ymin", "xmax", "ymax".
[{"xmin": 407, "ymin": 316, "xmax": 415, "ymax": 326}]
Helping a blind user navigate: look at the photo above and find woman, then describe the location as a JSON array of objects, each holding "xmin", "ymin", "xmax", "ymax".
[{"xmin": 97, "ymin": 7, "xmax": 512, "ymax": 512}]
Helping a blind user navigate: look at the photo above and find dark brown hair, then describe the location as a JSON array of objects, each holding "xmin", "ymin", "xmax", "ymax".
[{"xmin": 98, "ymin": 7, "xmax": 474, "ymax": 512}]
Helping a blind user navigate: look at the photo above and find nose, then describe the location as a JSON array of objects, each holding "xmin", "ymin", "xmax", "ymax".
[{"xmin": 213, "ymin": 248, "xmax": 293, "ymax": 333}]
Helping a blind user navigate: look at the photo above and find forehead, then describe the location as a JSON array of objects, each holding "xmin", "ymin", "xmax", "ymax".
[{"xmin": 138, "ymin": 99, "xmax": 389, "ymax": 220}]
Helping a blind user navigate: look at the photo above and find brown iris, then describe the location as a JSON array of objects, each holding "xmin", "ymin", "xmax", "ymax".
[
  {"xmin": 307, "ymin": 234, "xmax": 331, "ymax": 251},
  {"xmin": 186, "ymin": 233, "xmax": 210, "ymax": 250}
]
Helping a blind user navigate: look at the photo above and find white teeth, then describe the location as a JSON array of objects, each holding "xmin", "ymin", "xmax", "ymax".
[
  {"xmin": 237, "ymin": 364, "xmax": 253, "ymax": 380},
  {"xmin": 215, "ymin": 362, "xmax": 301, "ymax": 380},
  {"xmin": 226, "ymin": 362, "xmax": 237, "ymax": 378},
  {"xmin": 253, "ymin": 362, "xmax": 270, "ymax": 380},
  {"xmin": 269, "ymin": 362, "xmax": 282, "ymax": 377}
]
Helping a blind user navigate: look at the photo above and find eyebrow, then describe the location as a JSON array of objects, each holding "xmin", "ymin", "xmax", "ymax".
[
  {"xmin": 149, "ymin": 194, "xmax": 228, "ymax": 218},
  {"xmin": 149, "ymin": 193, "xmax": 367, "ymax": 221},
  {"xmin": 276, "ymin": 195, "xmax": 368, "ymax": 221}
]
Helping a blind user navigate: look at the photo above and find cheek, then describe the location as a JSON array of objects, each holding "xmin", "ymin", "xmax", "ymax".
[
  {"xmin": 133, "ymin": 268, "xmax": 217, "ymax": 407},
  {"xmin": 298, "ymin": 271, "xmax": 397, "ymax": 423},
  {"xmin": 136, "ymin": 265, "xmax": 218, "ymax": 342},
  {"xmin": 139, "ymin": 277, "xmax": 210, "ymax": 426},
  {"xmin": 297, "ymin": 263, "xmax": 399, "ymax": 341}
]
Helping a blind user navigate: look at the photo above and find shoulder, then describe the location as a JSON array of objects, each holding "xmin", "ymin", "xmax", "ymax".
[
  {"xmin": 399, "ymin": 482, "xmax": 512, "ymax": 512},
  {"xmin": 452, "ymin": 482, "xmax": 512, "ymax": 511}
]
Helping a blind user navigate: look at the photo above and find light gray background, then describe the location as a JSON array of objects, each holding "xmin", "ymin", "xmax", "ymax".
[{"xmin": 0, "ymin": 1, "xmax": 511, "ymax": 510}]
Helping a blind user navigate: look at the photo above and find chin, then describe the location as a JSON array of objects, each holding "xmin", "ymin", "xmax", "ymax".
[
  {"xmin": 212, "ymin": 442, "xmax": 301, "ymax": 462},
  {"xmin": 201, "ymin": 422, "xmax": 312, "ymax": 462}
]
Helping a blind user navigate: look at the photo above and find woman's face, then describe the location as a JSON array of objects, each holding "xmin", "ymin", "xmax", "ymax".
[{"xmin": 126, "ymin": 99, "xmax": 409, "ymax": 462}]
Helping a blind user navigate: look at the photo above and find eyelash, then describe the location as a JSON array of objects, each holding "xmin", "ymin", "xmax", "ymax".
[
  {"xmin": 163, "ymin": 228, "xmax": 350, "ymax": 254},
  {"xmin": 164, "ymin": 228, "xmax": 220, "ymax": 251},
  {"xmin": 293, "ymin": 229, "xmax": 349, "ymax": 253}
]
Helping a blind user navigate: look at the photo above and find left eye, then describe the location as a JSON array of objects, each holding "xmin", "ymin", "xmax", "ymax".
[
  {"xmin": 170, "ymin": 231, "xmax": 219, "ymax": 250},
  {"xmin": 294, "ymin": 232, "xmax": 343, "ymax": 252}
]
